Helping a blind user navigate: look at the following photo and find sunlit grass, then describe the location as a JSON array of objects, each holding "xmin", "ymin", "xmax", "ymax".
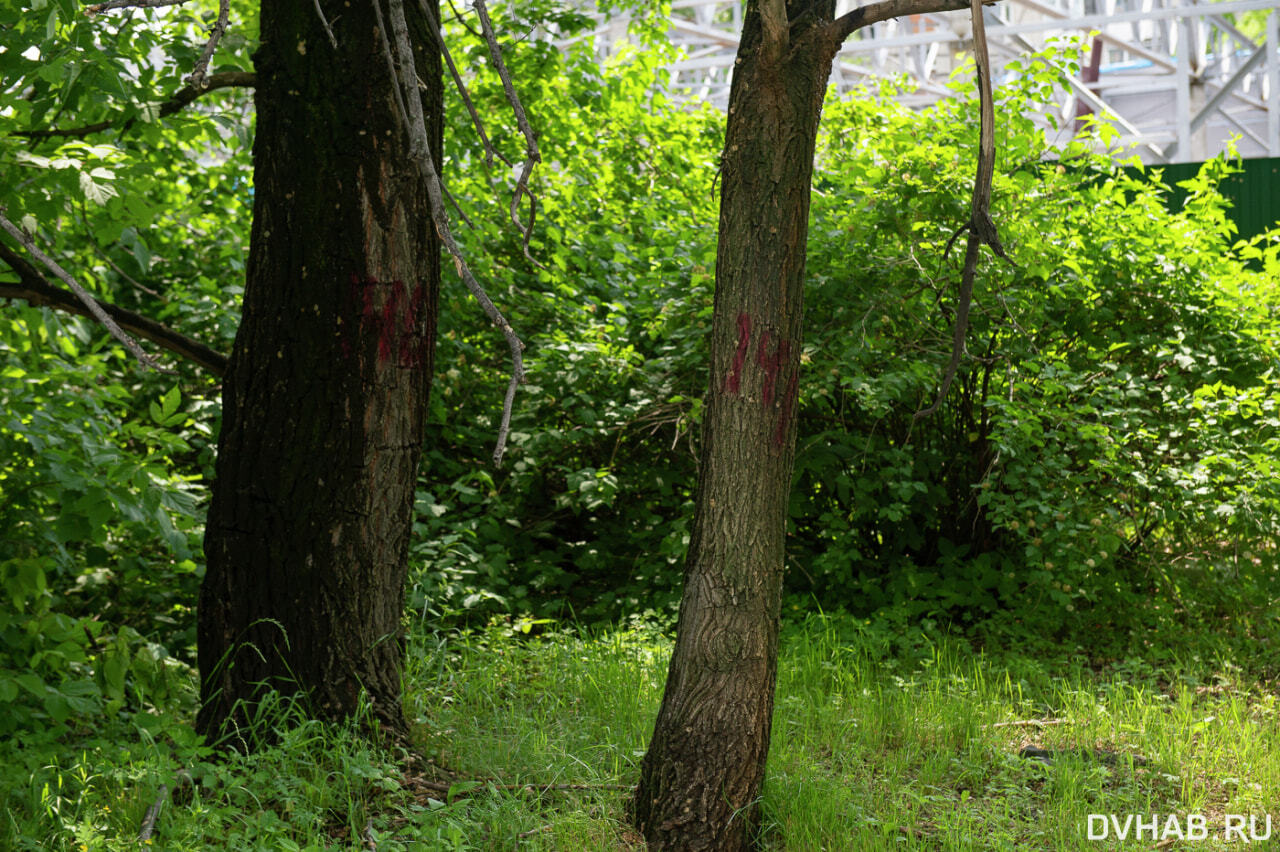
[{"xmin": 4, "ymin": 613, "xmax": 1278, "ymax": 850}]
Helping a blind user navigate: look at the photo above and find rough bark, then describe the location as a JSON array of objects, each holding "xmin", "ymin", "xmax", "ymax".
[
  {"xmin": 631, "ymin": 3, "xmax": 841, "ymax": 849},
  {"xmin": 197, "ymin": 0, "xmax": 442, "ymax": 742}
]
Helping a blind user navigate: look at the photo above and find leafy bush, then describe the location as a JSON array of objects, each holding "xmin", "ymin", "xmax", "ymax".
[
  {"xmin": 3, "ymin": 0, "xmax": 1275, "ymax": 659},
  {"xmin": 0, "ymin": 310, "xmax": 204, "ymax": 736},
  {"xmin": 412, "ymin": 33, "xmax": 722, "ymax": 621},
  {"xmin": 421, "ymin": 43, "xmax": 1280, "ymax": 643},
  {"xmin": 791, "ymin": 57, "xmax": 1280, "ymax": 638}
]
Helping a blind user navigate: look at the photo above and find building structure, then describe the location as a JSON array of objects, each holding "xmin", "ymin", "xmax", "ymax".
[{"xmin": 576, "ymin": 1, "xmax": 1280, "ymax": 164}]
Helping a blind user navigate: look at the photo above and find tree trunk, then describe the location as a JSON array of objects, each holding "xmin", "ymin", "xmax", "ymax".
[
  {"xmin": 197, "ymin": 0, "xmax": 442, "ymax": 742},
  {"xmin": 632, "ymin": 4, "xmax": 840, "ymax": 849}
]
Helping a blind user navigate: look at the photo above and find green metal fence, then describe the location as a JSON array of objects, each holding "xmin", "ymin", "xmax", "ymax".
[{"xmin": 1139, "ymin": 156, "xmax": 1280, "ymax": 242}]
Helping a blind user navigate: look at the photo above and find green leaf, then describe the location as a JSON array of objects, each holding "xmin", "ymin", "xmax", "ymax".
[
  {"xmin": 79, "ymin": 171, "xmax": 117, "ymax": 206},
  {"xmin": 160, "ymin": 384, "xmax": 180, "ymax": 419},
  {"xmin": 447, "ymin": 781, "xmax": 481, "ymax": 799}
]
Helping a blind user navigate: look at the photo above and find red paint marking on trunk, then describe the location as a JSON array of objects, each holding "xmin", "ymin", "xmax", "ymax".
[
  {"xmin": 406, "ymin": 281, "xmax": 425, "ymax": 332},
  {"xmin": 757, "ymin": 333, "xmax": 788, "ymax": 407},
  {"xmin": 755, "ymin": 329, "xmax": 772, "ymax": 398},
  {"xmin": 773, "ymin": 367, "xmax": 799, "ymax": 448},
  {"xmin": 725, "ymin": 312, "xmax": 752, "ymax": 393},
  {"xmin": 377, "ymin": 281, "xmax": 402, "ymax": 363},
  {"xmin": 400, "ymin": 282, "xmax": 427, "ymax": 366}
]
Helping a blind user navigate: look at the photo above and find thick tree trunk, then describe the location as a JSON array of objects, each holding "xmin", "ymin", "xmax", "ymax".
[
  {"xmin": 632, "ymin": 4, "xmax": 839, "ymax": 850},
  {"xmin": 197, "ymin": 0, "xmax": 442, "ymax": 742}
]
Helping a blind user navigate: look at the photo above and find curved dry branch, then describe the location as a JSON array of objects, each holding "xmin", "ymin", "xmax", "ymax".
[
  {"xmin": 187, "ymin": 0, "xmax": 231, "ymax": 90},
  {"xmin": 470, "ymin": 0, "xmax": 542, "ymax": 264},
  {"xmin": 834, "ymin": 0, "xmax": 982, "ymax": 40},
  {"xmin": 85, "ymin": 0, "xmax": 190, "ymax": 14},
  {"xmin": 380, "ymin": 0, "xmax": 525, "ymax": 466},
  {"xmin": 0, "ymin": 240, "xmax": 228, "ymax": 375},
  {"xmin": 416, "ymin": 0, "xmax": 509, "ymax": 170},
  {"xmin": 12, "ymin": 71, "xmax": 255, "ymax": 140},
  {"xmin": 914, "ymin": 0, "xmax": 1008, "ymax": 421}
]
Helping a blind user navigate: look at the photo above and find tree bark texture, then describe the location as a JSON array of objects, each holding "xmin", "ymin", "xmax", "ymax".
[
  {"xmin": 633, "ymin": 3, "xmax": 840, "ymax": 849},
  {"xmin": 197, "ymin": 0, "xmax": 442, "ymax": 741}
]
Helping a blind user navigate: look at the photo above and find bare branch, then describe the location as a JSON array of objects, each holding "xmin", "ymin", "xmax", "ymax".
[
  {"xmin": 85, "ymin": 0, "xmax": 189, "ymax": 15},
  {"xmin": 987, "ymin": 719, "xmax": 1066, "ymax": 729},
  {"xmin": 470, "ymin": 0, "xmax": 542, "ymax": 262},
  {"xmin": 74, "ymin": 198, "xmax": 167, "ymax": 301},
  {"xmin": 371, "ymin": 0, "xmax": 410, "ymax": 124},
  {"xmin": 312, "ymin": 0, "xmax": 339, "ymax": 50},
  {"xmin": 440, "ymin": 180, "xmax": 476, "ymax": 230},
  {"xmin": 0, "ymin": 214, "xmax": 172, "ymax": 372},
  {"xmin": 380, "ymin": 0, "xmax": 525, "ymax": 465},
  {"xmin": 444, "ymin": 0, "xmax": 481, "ymax": 40},
  {"xmin": 136, "ymin": 784, "xmax": 168, "ymax": 842},
  {"xmin": 834, "ymin": 0, "xmax": 984, "ymax": 41},
  {"xmin": 915, "ymin": 232, "xmax": 979, "ymax": 420},
  {"xmin": 187, "ymin": 0, "xmax": 231, "ymax": 90},
  {"xmin": 0, "ymin": 239, "xmax": 227, "ymax": 375},
  {"xmin": 967, "ymin": 0, "xmax": 1005, "ymax": 256},
  {"xmin": 12, "ymin": 71, "xmax": 255, "ymax": 140},
  {"xmin": 85, "ymin": 0, "xmax": 231, "ymax": 90},
  {"xmin": 914, "ymin": 0, "xmax": 1007, "ymax": 420},
  {"xmin": 415, "ymin": 0, "xmax": 509, "ymax": 170}
]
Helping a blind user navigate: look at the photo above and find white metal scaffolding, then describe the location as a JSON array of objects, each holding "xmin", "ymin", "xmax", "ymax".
[{"xmin": 576, "ymin": 1, "xmax": 1280, "ymax": 163}]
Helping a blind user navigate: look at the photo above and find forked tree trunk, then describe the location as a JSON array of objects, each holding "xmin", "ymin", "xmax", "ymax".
[
  {"xmin": 632, "ymin": 4, "xmax": 841, "ymax": 849},
  {"xmin": 197, "ymin": 0, "xmax": 442, "ymax": 741}
]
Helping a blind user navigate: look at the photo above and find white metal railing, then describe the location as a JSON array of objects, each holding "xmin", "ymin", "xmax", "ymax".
[{"xmin": 576, "ymin": 0, "xmax": 1280, "ymax": 163}]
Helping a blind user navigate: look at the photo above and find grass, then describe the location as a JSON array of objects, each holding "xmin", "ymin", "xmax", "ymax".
[{"xmin": 3, "ymin": 612, "xmax": 1279, "ymax": 850}]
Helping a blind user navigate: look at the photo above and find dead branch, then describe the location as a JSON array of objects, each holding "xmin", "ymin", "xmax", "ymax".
[
  {"xmin": 379, "ymin": 0, "xmax": 525, "ymax": 465},
  {"xmin": 471, "ymin": 0, "xmax": 542, "ymax": 264},
  {"xmin": 137, "ymin": 784, "xmax": 168, "ymax": 842},
  {"xmin": 440, "ymin": 180, "xmax": 477, "ymax": 229},
  {"xmin": 914, "ymin": 0, "xmax": 1007, "ymax": 421},
  {"xmin": 409, "ymin": 777, "xmax": 633, "ymax": 801},
  {"xmin": 0, "ymin": 238, "xmax": 227, "ymax": 375},
  {"xmin": 0, "ymin": 213, "xmax": 171, "ymax": 372},
  {"xmin": 83, "ymin": 0, "xmax": 230, "ymax": 91},
  {"xmin": 187, "ymin": 0, "xmax": 231, "ymax": 90},
  {"xmin": 834, "ymin": 0, "xmax": 988, "ymax": 40},
  {"xmin": 416, "ymin": 0, "xmax": 509, "ymax": 170},
  {"xmin": 986, "ymin": 718, "xmax": 1067, "ymax": 729},
  {"xmin": 312, "ymin": 0, "xmax": 338, "ymax": 49},
  {"xmin": 85, "ymin": 0, "xmax": 189, "ymax": 14},
  {"xmin": 12, "ymin": 71, "xmax": 255, "ymax": 140},
  {"xmin": 443, "ymin": 0, "xmax": 481, "ymax": 40}
]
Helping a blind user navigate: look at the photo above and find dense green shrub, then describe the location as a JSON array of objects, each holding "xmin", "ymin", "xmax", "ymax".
[
  {"xmin": 0, "ymin": 0, "xmax": 250, "ymax": 735},
  {"xmin": 411, "ymin": 35, "xmax": 721, "ymax": 621},
  {"xmin": 789, "ymin": 57, "xmax": 1280, "ymax": 637},
  {"xmin": 423, "ymin": 45, "xmax": 1280, "ymax": 639},
  {"xmin": 2, "ymin": 0, "xmax": 1276, "ymax": 706},
  {"xmin": 0, "ymin": 310, "xmax": 204, "ymax": 736}
]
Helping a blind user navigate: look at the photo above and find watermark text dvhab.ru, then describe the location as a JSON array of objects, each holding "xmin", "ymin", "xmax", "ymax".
[{"xmin": 1088, "ymin": 814, "xmax": 1273, "ymax": 843}]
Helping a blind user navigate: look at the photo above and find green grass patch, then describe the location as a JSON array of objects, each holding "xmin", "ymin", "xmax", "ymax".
[{"xmin": 3, "ymin": 613, "xmax": 1278, "ymax": 850}]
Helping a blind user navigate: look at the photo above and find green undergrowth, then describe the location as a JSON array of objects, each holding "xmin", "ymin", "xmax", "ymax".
[{"xmin": 4, "ymin": 611, "xmax": 1279, "ymax": 850}]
